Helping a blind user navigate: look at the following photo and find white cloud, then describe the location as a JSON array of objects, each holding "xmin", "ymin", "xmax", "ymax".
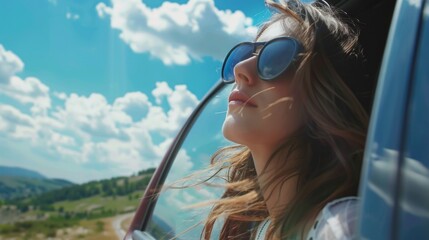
[
  {"xmin": 58, "ymin": 83, "xmax": 198, "ymax": 175},
  {"xmin": 1, "ymin": 76, "xmax": 51, "ymax": 115},
  {"xmin": 0, "ymin": 45, "xmax": 24, "ymax": 84},
  {"xmin": 96, "ymin": 0, "xmax": 257, "ymax": 65},
  {"xmin": 0, "ymin": 104, "xmax": 35, "ymax": 140},
  {"xmin": 167, "ymin": 84, "xmax": 199, "ymax": 129},
  {"xmin": 0, "ymin": 45, "xmax": 51, "ymax": 115},
  {"xmin": 83, "ymin": 139, "xmax": 141, "ymax": 165},
  {"xmin": 167, "ymin": 149, "xmax": 194, "ymax": 182},
  {"xmin": 145, "ymin": 82, "xmax": 199, "ymax": 136},
  {"xmin": 0, "ymin": 45, "xmax": 201, "ymax": 181},
  {"xmin": 48, "ymin": 0, "xmax": 58, "ymax": 5},
  {"xmin": 152, "ymin": 81, "xmax": 173, "ymax": 104},
  {"xmin": 0, "ymin": 105, "xmax": 33, "ymax": 127},
  {"xmin": 54, "ymin": 91, "xmax": 67, "ymax": 100},
  {"xmin": 113, "ymin": 91, "xmax": 151, "ymax": 121},
  {"xmin": 1, "ymin": 83, "xmax": 199, "ymax": 178},
  {"xmin": 46, "ymin": 81, "xmax": 197, "ymax": 175},
  {"xmin": 54, "ymin": 93, "xmax": 131, "ymax": 140},
  {"xmin": 66, "ymin": 12, "xmax": 80, "ymax": 20}
]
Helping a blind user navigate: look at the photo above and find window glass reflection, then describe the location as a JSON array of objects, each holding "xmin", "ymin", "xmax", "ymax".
[{"xmin": 146, "ymin": 84, "xmax": 233, "ymax": 239}]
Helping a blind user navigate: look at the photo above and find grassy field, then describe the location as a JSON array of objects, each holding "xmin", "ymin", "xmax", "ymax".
[
  {"xmin": 0, "ymin": 170, "xmax": 153, "ymax": 239},
  {"xmin": 77, "ymin": 217, "xmax": 119, "ymax": 240},
  {"xmin": 52, "ymin": 191, "xmax": 142, "ymax": 214},
  {"xmin": 0, "ymin": 216, "xmax": 121, "ymax": 240},
  {"xmin": 0, "ymin": 192, "xmax": 142, "ymax": 240}
]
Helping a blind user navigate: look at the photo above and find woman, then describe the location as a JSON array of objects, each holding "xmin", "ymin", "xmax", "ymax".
[{"xmin": 200, "ymin": 0, "xmax": 368, "ymax": 239}]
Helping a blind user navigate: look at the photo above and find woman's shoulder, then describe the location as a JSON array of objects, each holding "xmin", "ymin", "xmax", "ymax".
[{"xmin": 306, "ymin": 196, "xmax": 359, "ymax": 240}]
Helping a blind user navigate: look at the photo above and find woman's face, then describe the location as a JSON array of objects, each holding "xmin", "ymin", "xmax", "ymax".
[{"xmin": 222, "ymin": 19, "xmax": 305, "ymax": 154}]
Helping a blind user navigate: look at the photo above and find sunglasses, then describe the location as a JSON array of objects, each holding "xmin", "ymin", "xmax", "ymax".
[{"xmin": 221, "ymin": 37, "xmax": 303, "ymax": 83}]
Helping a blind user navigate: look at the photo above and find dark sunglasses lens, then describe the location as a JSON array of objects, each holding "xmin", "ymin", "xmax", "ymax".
[
  {"xmin": 258, "ymin": 39, "xmax": 299, "ymax": 80},
  {"xmin": 222, "ymin": 44, "xmax": 253, "ymax": 82}
]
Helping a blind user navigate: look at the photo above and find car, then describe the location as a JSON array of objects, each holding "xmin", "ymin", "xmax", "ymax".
[{"xmin": 125, "ymin": 0, "xmax": 429, "ymax": 239}]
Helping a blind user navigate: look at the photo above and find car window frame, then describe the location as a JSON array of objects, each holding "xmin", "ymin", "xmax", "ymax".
[{"xmin": 125, "ymin": 81, "xmax": 226, "ymax": 239}]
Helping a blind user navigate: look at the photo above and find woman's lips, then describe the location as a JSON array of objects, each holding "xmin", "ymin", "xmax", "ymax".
[{"xmin": 228, "ymin": 90, "xmax": 257, "ymax": 107}]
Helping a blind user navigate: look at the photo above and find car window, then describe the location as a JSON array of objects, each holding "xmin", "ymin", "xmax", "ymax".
[
  {"xmin": 144, "ymin": 84, "xmax": 233, "ymax": 239},
  {"xmin": 397, "ymin": 1, "xmax": 429, "ymax": 237}
]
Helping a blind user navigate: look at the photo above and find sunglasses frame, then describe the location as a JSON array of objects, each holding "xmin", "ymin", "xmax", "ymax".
[{"xmin": 221, "ymin": 36, "xmax": 303, "ymax": 83}]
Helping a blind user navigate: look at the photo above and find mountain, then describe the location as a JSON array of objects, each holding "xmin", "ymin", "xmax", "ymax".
[
  {"xmin": 0, "ymin": 166, "xmax": 46, "ymax": 179},
  {"xmin": 0, "ymin": 166, "xmax": 74, "ymax": 200},
  {"xmin": 0, "ymin": 168, "xmax": 155, "ymax": 230},
  {"xmin": 25, "ymin": 168, "xmax": 155, "ymax": 206}
]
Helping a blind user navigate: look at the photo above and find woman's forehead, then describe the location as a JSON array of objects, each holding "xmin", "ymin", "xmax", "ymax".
[{"xmin": 257, "ymin": 18, "xmax": 297, "ymax": 42}]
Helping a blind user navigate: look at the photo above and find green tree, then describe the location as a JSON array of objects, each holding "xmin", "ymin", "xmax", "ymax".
[{"xmin": 57, "ymin": 206, "xmax": 64, "ymax": 213}]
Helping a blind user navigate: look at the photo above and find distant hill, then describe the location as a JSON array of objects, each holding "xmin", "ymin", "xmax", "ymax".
[
  {"xmin": 0, "ymin": 166, "xmax": 74, "ymax": 200},
  {"xmin": 23, "ymin": 168, "xmax": 156, "ymax": 206},
  {"xmin": 0, "ymin": 167, "xmax": 156, "ymax": 235},
  {"xmin": 0, "ymin": 166, "xmax": 46, "ymax": 179}
]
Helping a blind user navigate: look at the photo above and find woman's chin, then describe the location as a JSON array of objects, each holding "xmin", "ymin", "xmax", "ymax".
[{"xmin": 222, "ymin": 117, "xmax": 252, "ymax": 145}]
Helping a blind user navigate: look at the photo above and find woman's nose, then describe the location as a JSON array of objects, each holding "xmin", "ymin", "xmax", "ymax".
[{"xmin": 233, "ymin": 56, "xmax": 258, "ymax": 86}]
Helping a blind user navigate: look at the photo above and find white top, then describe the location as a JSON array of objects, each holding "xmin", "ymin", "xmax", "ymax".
[{"xmin": 256, "ymin": 197, "xmax": 359, "ymax": 240}]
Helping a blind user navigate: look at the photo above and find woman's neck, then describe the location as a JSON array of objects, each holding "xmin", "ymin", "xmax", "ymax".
[{"xmin": 250, "ymin": 148, "xmax": 298, "ymax": 218}]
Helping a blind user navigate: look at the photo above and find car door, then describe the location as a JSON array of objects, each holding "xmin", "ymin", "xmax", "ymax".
[{"xmin": 357, "ymin": 0, "xmax": 429, "ymax": 239}]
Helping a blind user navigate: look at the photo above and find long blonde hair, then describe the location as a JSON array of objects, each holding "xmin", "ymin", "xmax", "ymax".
[{"xmin": 201, "ymin": 1, "xmax": 368, "ymax": 239}]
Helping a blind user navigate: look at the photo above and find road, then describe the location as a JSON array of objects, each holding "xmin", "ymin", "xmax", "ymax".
[{"xmin": 112, "ymin": 212, "xmax": 134, "ymax": 240}]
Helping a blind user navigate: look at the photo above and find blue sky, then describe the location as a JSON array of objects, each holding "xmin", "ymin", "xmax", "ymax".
[{"xmin": 0, "ymin": 0, "xmax": 269, "ymax": 183}]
